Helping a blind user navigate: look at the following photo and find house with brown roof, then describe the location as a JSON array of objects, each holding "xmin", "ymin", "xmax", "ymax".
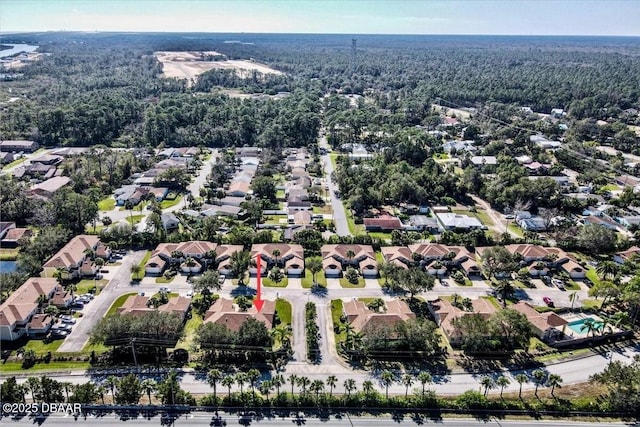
[
  {"xmin": 42, "ymin": 235, "xmax": 101, "ymax": 279},
  {"xmin": 363, "ymin": 215, "xmax": 403, "ymax": 231},
  {"xmin": 49, "ymin": 286, "xmax": 73, "ymax": 309},
  {"xmin": 0, "ymin": 222, "xmax": 16, "ymax": 239},
  {"xmin": 429, "ymin": 297, "xmax": 498, "ymax": 347},
  {"xmin": 614, "ymin": 246, "xmax": 640, "ymax": 264},
  {"xmin": 118, "ymin": 295, "xmax": 191, "ymax": 322},
  {"xmin": 0, "ymin": 140, "xmax": 39, "ymax": 152},
  {"xmin": 203, "ymin": 298, "xmax": 276, "ymax": 331},
  {"xmin": 227, "ymin": 181, "xmax": 251, "ymax": 197},
  {"xmin": 28, "ymin": 176, "xmax": 71, "ymax": 199},
  {"xmin": 251, "ymin": 243, "xmax": 304, "ymax": 276},
  {"xmin": 478, "ymin": 244, "xmax": 583, "ymax": 278},
  {"xmin": 289, "ymin": 210, "xmax": 313, "ymax": 225},
  {"xmin": 0, "ymin": 277, "xmax": 57, "ymax": 341},
  {"xmin": 342, "ymin": 299, "xmax": 415, "ymax": 333},
  {"xmin": 144, "ymin": 241, "xmax": 217, "ymax": 275},
  {"xmin": 321, "ymin": 244, "xmax": 378, "ymax": 278},
  {"xmin": 511, "ymin": 301, "xmax": 567, "ymax": 341},
  {"xmin": 215, "ymin": 245, "xmax": 244, "ymax": 277},
  {"xmin": 381, "ymin": 244, "xmax": 480, "ymax": 277},
  {"xmin": 1, "ymin": 227, "xmax": 32, "ymax": 248}
]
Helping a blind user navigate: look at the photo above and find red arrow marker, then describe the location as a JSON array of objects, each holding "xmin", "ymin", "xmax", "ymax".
[{"xmin": 254, "ymin": 254, "xmax": 265, "ymax": 312}]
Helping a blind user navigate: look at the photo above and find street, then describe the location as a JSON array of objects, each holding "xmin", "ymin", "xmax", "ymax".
[{"xmin": 319, "ymin": 135, "xmax": 350, "ymax": 236}]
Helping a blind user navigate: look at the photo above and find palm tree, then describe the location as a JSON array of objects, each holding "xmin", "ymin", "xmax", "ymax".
[
  {"xmin": 260, "ymin": 380, "xmax": 273, "ymax": 404},
  {"xmin": 495, "ymin": 280, "xmax": 515, "ymax": 304},
  {"xmin": 61, "ymin": 381, "xmax": 73, "ymax": 402},
  {"xmin": 480, "ymin": 376, "xmax": 495, "ymax": 396},
  {"xmin": 496, "ymin": 376, "xmax": 510, "ymax": 399},
  {"xmin": 130, "ymin": 264, "xmax": 143, "ymax": 281},
  {"xmin": 344, "ymin": 378, "xmax": 357, "ymax": 398},
  {"xmin": 96, "ymin": 385, "xmax": 106, "ymax": 405},
  {"xmin": 235, "ymin": 372, "xmax": 248, "ymax": 395},
  {"xmin": 401, "ymin": 374, "xmax": 414, "ymax": 398},
  {"xmin": 230, "ymin": 250, "xmax": 251, "ymax": 286},
  {"xmin": 326, "ymin": 375, "xmax": 337, "ymax": 397},
  {"xmin": 105, "ymin": 375, "xmax": 118, "ymax": 401},
  {"xmin": 532, "ymin": 369, "xmax": 547, "ymax": 398},
  {"xmin": 297, "ymin": 376, "xmax": 311, "ymax": 396},
  {"xmin": 53, "ymin": 267, "xmax": 67, "ymax": 286},
  {"xmin": 362, "ymin": 380, "xmax": 375, "ymax": 400},
  {"xmin": 417, "ymin": 371, "xmax": 432, "ymax": 396},
  {"xmin": 546, "ymin": 374, "xmax": 563, "ymax": 398},
  {"xmin": 310, "ymin": 379, "xmax": 325, "ymax": 404},
  {"xmin": 381, "ymin": 370, "xmax": 394, "ymax": 400},
  {"xmin": 26, "ymin": 377, "xmax": 40, "ymax": 403},
  {"xmin": 580, "ymin": 318, "xmax": 597, "ymax": 337},
  {"xmin": 272, "ymin": 249, "xmax": 281, "ymax": 267},
  {"xmin": 596, "ymin": 260, "xmax": 619, "ymax": 281},
  {"xmin": 272, "ymin": 374, "xmax": 284, "ymax": 400},
  {"xmin": 247, "ymin": 369, "xmax": 260, "ymax": 401},
  {"xmin": 207, "ymin": 369, "xmax": 223, "ymax": 405},
  {"xmin": 288, "ymin": 374, "xmax": 298, "ymax": 396},
  {"xmin": 221, "ymin": 375, "xmax": 235, "ymax": 401},
  {"xmin": 515, "ymin": 374, "xmax": 528, "ymax": 399},
  {"xmin": 306, "ymin": 256, "xmax": 323, "ymax": 287},
  {"xmin": 141, "ymin": 379, "xmax": 157, "ymax": 405},
  {"xmin": 345, "ymin": 249, "xmax": 356, "ymax": 265}
]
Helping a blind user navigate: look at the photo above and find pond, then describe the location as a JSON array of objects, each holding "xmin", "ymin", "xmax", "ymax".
[{"xmin": 0, "ymin": 260, "xmax": 17, "ymax": 274}]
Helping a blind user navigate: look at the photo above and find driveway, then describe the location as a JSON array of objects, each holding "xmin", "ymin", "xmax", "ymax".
[
  {"xmin": 58, "ymin": 250, "xmax": 148, "ymax": 352},
  {"xmin": 470, "ymin": 194, "xmax": 520, "ymax": 238}
]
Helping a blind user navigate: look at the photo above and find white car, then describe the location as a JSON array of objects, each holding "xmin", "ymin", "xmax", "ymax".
[{"xmin": 186, "ymin": 290, "xmax": 194, "ymax": 297}]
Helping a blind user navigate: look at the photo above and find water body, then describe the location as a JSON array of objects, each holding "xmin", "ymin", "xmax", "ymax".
[
  {"xmin": 0, "ymin": 43, "xmax": 39, "ymax": 58},
  {"xmin": 0, "ymin": 260, "xmax": 17, "ymax": 274}
]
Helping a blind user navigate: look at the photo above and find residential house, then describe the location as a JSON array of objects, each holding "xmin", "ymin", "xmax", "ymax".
[
  {"xmin": 215, "ymin": 245, "xmax": 244, "ymax": 277},
  {"xmin": 286, "ymin": 196, "xmax": 312, "ymax": 210},
  {"xmin": 288, "ymin": 210, "xmax": 313, "ymax": 225},
  {"xmin": 500, "ymin": 244, "xmax": 585, "ymax": 279},
  {"xmin": 405, "ymin": 215, "xmax": 440, "ymax": 233},
  {"xmin": 160, "ymin": 213, "xmax": 180, "ymax": 232},
  {"xmin": 0, "ymin": 140, "xmax": 39, "ymax": 152},
  {"xmin": 615, "ymin": 175, "xmax": 640, "ymax": 188},
  {"xmin": 144, "ymin": 241, "xmax": 217, "ymax": 276},
  {"xmin": 342, "ymin": 299, "xmax": 415, "ymax": 333},
  {"xmin": 429, "ymin": 297, "xmax": 498, "ymax": 347},
  {"xmin": 614, "ymin": 246, "xmax": 640, "ymax": 264},
  {"xmin": 382, "ymin": 244, "xmax": 480, "ymax": 277},
  {"xmin": 49, "ymin": 286, "xmax": 73, "ymax": 309},
  {"xmin": 26, "ymin": 314, "xmax": 54, "ymax": 338},
  {"xmin": 443, "ymin": 140, "xmax": 476, "ymax": 154},
  {"xmin": 30, "ymin": 154, "xmax": 63, "ymax": 166},
  {"xmin": 511, "ymin": 301, "xmax": 567, "ymax": 341},
  {"xmin": 470, "ymin": 156, "xmax": 498, "ymax": 166},
  {"xmin": 617, "ymin": 216, "xmax": 640, "ymax": 230},
  {"xmin": 227, "ymin": 181, "xmax": 251, "ymax": 197},
  {"xmin": 0, "ymin": 222, "xmax": 16, "ymax": 239},
  {"xmin": 201, "ymin": 205, "xmax": 243, "ymax": 219},
  {"xmin": 215, "ymin": 196, "xmax": 246, "ymax": 207},
  {"xmin": 0, "ymin": 152, "xmax": 15, "ymax": 164},
  {"xmin": 0, "ymin": 277, "xmax": 57, "ymax": 341},
  {"xmin": 42, "ymin": 235, "xmax": 102, "ymax": 279},
  {"xmin": 363, "ymin": 215, "xmax": 403, "ymax": 232},
  {"xmin": 321, "ymin": 244, "xmax": 378, "ymax": 278},
  {"xmin": 251, "ymin": 243, "xmax": 304, "ymax": 276},
  {"xmin": 28, "ymin": 176, "xmax": 71, "ymax": 199},
  {"xmin": 203, "ymin": 298, "xmax": 276, "ymax": 331},
  {"xmin": 0, "ymin": 227, "xmax": 32, "ymax": 248},
  {"xmin": 436, "ymin": 212, "xmax": 483, "ymax": 231},
  {"xmin": 282, "ymin": 224, "xmax": 314, "ymax": 241},
  {"xmin": 530, "ymin": 134, "xmax": 561, "ymax": 149},
  {"xmin": 118, "ymin": 295, "xmax": 191, "ymax": 322}
]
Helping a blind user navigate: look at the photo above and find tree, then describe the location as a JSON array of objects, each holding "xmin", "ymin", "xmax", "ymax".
[
  {"xmin": 268, "ymin": 266, "xmax": 284, "ymax": 284},
  {"xmin": 260, "ymin": 380, "xmax": 273, "ymax": 403},
  {"xmin": 104, "ymin": 375, "xmax": 118, "ymax": 400},
  {"xmin": 230, "ymin": 250, "xmax": 251, "ymax": 286},
  {"xmin": 306, "ymin": 256, "xmax": 323, "ymax": 287},
  {"xmin": 417, "ymin": 371, "xmax": 432, "ymax": 397},
  {"xmin": 577, "ymin": 224, "xmax": 617, "ymax": 253},
  {"xmin": 344, "ymin": 267, "xmax": 359, "ymax": 284},
  {"xmin": 252, "ymin": 175, "xmax": 277, "ymax": 202},
  {"xmin": 396, "ymin": 267, "xmax": 435, "ymax": 300},
  {"xmin": 140, "ymin": 379, "xmax": 157, "ymax": 405},
  {"xmin": 61, "ymin": 381, "xmax": 73, "ymax": 402},
  {"xmin": 221, "ymin": 375, "xmax": 235, "ymax": 400},
  {"xmin": 247, "ymin": 368, "xmax": 261, "ymax": 401},
  {"xmin": 590, "ymin": 356, "xmax": 640, "ymax": 412},
  {"xmin": 1, "ymin": 377, "xmax": 23, "ymax": 403},
  {"xmin": 402, "ymin": 374, "xmax": 414, "ymax": 398},
  {"xmin": 297, "ymin": 376, "xmax": 311, "ymax": 396},
  {"xmin": 515, "ymin": 374, "xmax": 528, "ymax": 399},
  {"xmin": 596, "ymin": 260, "xmax": 619, "ymax": 281},
  {"xmin": 130, "ymin": 264, "xmax": 143, "ymax": 281},
  {"xmin": 207, "ymin": 369, "xmax": 223, "ymax": 405},
  {"xmin": 481, "ymin": 246, "xmax": 517, "ymax": 280},
  {"xmin": 496, "ymin": 376, "xmax": 510, "ymax": 399},
  {"xmin": 589, "ymin": 281, "xmax": 621, "ymax": 308},
  {"xmin": 326, "ymin": 375, "xmax": 337, "ymax": 398},
  {"xmin": 381, "ymin": 370, "xmax": 394, "ymax": 400},
  {"xmin": 344, "ymin": 378, "xmax": 357, "ymax": 398},
  {"xmin": 192, "ymin": 270, "xmax": 222, "ymax": 295},
  {"xmin": 309, "ymin": 379, "xmax": 325, "ymax": 404},
  {"xmin": 494, "ymin": 280, "xmax": 516, "ymax": 304},
  {"xmin": 546, "ymin": 373, "xmax": 562, "ymax": 398},
  {"xmin": 480, "ymin": 376, "xmax": 495, "ymax": 396},
  {"xmin": 271, "ymin": 249, "xmax": 281, "ymax": 266},
  {"xmin": 115, "ymin": 373, "xmax": 141, "ymax": 404},
  {"xmin": 532, "ymin": 369, "xmax": 548, "ymax": 398},
  {"xmin": 69, "ymin": 382, "xmax": 99, "ymax": 404},
  {"xmin": 288, "ymin": 374, "xmax": 298, "ymax": 396}
]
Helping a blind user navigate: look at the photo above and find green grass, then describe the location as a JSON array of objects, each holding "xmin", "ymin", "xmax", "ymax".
[
  {"xmin": 125, "ymin": 214, "xmax": 145, "ymax": 225},
  {"xmin": 176, "ymin": 313, "xmax": 203, "ymax": 350},
  {"xmin": 262, "ymin": 276, "xmax": 288, "ymax": 287},
  {"xmin": 160, "ymin": 194, "xmax": 183, "ymax": 209},
  {"xmin": 301, "ymin": 268, "xmax": 326, "ymax": 288},
  {"xmin": 565, "ymin": 281, "xmax": 581, "ymax": 291},
  {"xmin": 275, "ymin": 298, "xmax": 292, "ymax": 325},
  {"xmin": 24, "ymin": 339, "xmax": 64, "ymax": 354},
  {"xmin": 0, "ymin": 361, "xmax": 90, "ymax": 373},
  {"xmin": 329, "ymin": 153, "xmax": 339, "ymax": 169},
  {"xmin": 507, "ymin": 222, "xmax": 524, "ymax": 237},
  {"xmin": 330, "ymin": 299, "xmax": 346, "ymax": 343},
  {"xmin": 344, "ymin": 203, "xmax": 365, "ymax": 235},
  {"xmin": 85, "ymin": 225, "xmax": 106, "ymax": 235},
  {"xmin": 582, "ymin": 298, "xmax": 603, "ymax": 310},
  {"xmin": 76, "ymin": 279, "xmax": 108, "ymax": 295},
  {"xmin": 82, "ymin": 342, "xmax": 108, "ymax": 354},
  {"xmin": 276, "ymin": 189, "xmax": 285, "ymax": 200},
  {"xmin": 155, "ymin": 275, "xmax": 175, "ymax": 284},
  {"xmin": 98, "ymin": 197, "xmax": 116, "ymax": 211},
  {"xmin": 264, "ymin": 215, "xmax": 287, "ymax": 225},
  {"xmin": 105, "ymin": 292, "xmax": 137, "ymax": 317},
  {"xmin": 367, "ymin": 231, "xmax": 392, "ymax": 241},
  {"xmin": 339, "ymin": 277, "xmax": 365, "ymax": 288},
  {"xmin": 130, "ymin": 251, "xmax": 152, "ymax": 281},
  {"xmin": 433, "ymin": 153, "xmax": 450, "ymax": 160},
  {"xmin": 2, "ymin": 156, "xmax": 28, "ymax": 169},
  {"xmin": 312, "ymin": 205, "xmax": 331, "ymax": 214},
  {"xmin": 601, "ymin": 183, "xmax": 620, "ymax": 191},
  {"xmin": 585, "ymin": 268, "xmax": 601, "ymax": 286}
]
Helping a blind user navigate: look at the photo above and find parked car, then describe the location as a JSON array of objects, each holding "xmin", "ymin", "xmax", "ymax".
[
  {"xmin": 138, "ymin": 291, "xmax": 145, "ymax": 296},
  {"xmin": 159, "ymin": 287, "xmax": 171, "ymax": 293},
  {"xmin": 543, "ymin": 296, "xmax": 554, "ymax": 307},
  {"xmin": 186, "ymin": 290, "xmax": 194, "ymax": 297},
  {"xmin": 81, "ymin": 293, "xmax": 94, "ymax": 300},
  {"xmin": 60, "ymin": 315, "xmax": 76, "ymax": 324},
  {"xmin": 49, "ymin": 330, "xmax": 68, "ymax": 339}
]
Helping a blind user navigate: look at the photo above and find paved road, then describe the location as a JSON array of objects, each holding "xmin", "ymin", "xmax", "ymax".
[
  {"xmin": 58, "ymin": 250, "xmax": 148, "ymax": 352},
  {"xmin": 290, "ymin": 297, "xmax": 307, "ymax": 362},
  {"xmin": 470, "ymin": 195, "xmax": 519, "ymax": 239},
  {"xmin": 319, "ymin": 136, "xmax": 350, "ymax": 236},
  {"xmin": 0, "ymin": 413, "xmax": 632, "ymax": 426}
]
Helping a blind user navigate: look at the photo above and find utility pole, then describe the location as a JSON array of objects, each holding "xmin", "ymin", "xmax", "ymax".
[{"xmin": 130, "ymin": 338, "xmax": 138, "ymax": 366}]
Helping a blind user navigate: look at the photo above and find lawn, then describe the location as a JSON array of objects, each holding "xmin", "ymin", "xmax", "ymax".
[
  {"xmin": 275, "ymin": 298, "xmax": 292, "ymax": 325},
  {"xmin": 301, "ymin": 268, "xmax": 326, "ymax": 288},
  {"xmin": 367, "ymin": 231, "xmax": 392, "ymax": 241},
  {"xmin": 264, "ymin": 215, "xmax": 287, "ymax": 225},
  {"xmin": 125, "ymin": 214, "xmax": 145, "ymax": 226},
  {"xmin": 2, "ymin": 156, "xmax": 28, "ymax": 170},
  {"xmin": 330, "ymin": 299, "xmax": 346, "ymax": 343},
  {"xmin": 276, "ymin": 189, "xmax": 285, "ymax": 200},
  {"xmin": 0, "ymin": 361, "xmax": 90, "ymax": 373},
  {"xmin": 312, "ymin": 205, "xmax": 331, "ymax": 214},
  {"xmin": 262, "ymin": 276, "xmax": 288, "ymax": 287},
  {"xmin": 105, "ymin": 292, "xmax": 137, "ymax": 317},
  {"xmin": 160, "ymin": 194, "xmax": 183, "ymax": 209},
  {"xmin": 339, "ymin": 277, "xmax": 365, "ymax": 288},
  {"xmin": 76, "ymin": 279, "xmax": 108, "ymax": 295},
  {"xmin": 585, "ymin": 267, "xmax": 601, "ymax": 286},
  {"xmin": 0, "ymin": 248, "xmax": 19, "ymax": 260},
  {"xmin": 582, "ymin": 298, "xmax": 603, "ymax": 310},
  {"xmin": 175, "ymin": 313, "xmax": 203, "ymax": 350},
  {"xmin": 24, "ymin": 339, "xmax": 64, "ymax": 354},
  {"xmin": 98, "ymin": 197, "xmax": 115, "ymax": 211},
  {"xmin": 565, "ymin": 281, "xmax": 581, "ymax": 291},
  {"xmin": 507, "ymin": 222, "xmax": 524, "ymax": 237},
  {"xmin": 155, "ymin": 275, "xmax": 175, "ymax": 284},
  {"xmin": 131, "ymin": 251, "xmax": 152, "ymax": 281},
  {"xmin": 344, "ymin": 203, "xmax": 365, "ymax": 235},
  {"xmin": 329, "ymin": 153, "xmax": 339, "ymax": 169}
]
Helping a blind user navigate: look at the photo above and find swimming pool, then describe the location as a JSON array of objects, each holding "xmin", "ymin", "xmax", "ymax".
[{"xmin": 567, "ymin": 317, "xmax": 603, "ymax": 334}]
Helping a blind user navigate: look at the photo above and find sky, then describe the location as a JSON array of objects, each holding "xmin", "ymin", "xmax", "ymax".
[{"xmin": 1, "ymin": 0, "xmax": 639, "ymax": 36}]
